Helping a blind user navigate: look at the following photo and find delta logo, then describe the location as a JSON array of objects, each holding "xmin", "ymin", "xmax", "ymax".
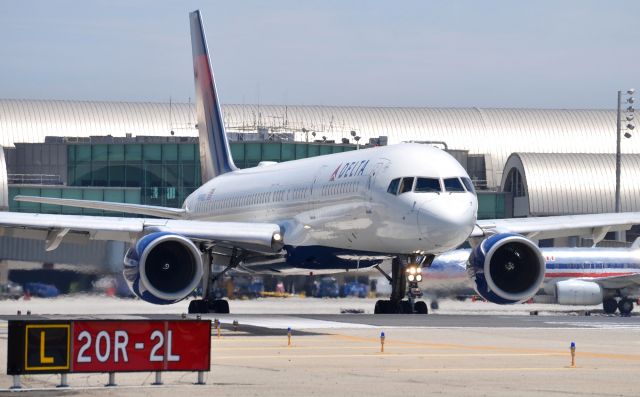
[{"xmin": 329, "ymin": 160, "xmax": 370, "ymax": 181}]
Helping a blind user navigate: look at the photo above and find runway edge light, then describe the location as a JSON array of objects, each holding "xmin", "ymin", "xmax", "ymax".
[
  {"xmin": 380, "ymin": 332, "xmax": 385, "ymax": 353},
  {"xmin": 570, "ymin": 342, "xmax": 576, "ymax": 368}
]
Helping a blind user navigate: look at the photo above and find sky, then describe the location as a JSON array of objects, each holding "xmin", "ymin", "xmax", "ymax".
[{"xmin": 1, "ymin": 0, "xmax": 639, "ymax": 109}]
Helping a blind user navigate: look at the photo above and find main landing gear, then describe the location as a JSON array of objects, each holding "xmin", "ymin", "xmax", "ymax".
[
  {"xmin": 374, "ymin": 254, "xmax": 434, "ymax": 314},
  {"xmin": 188, "ymin": 248, "xmax": 241, "ymax": 314},
  {"xmin": 602, "ymin": 296, "xmax": 635, "ymax": 316}
]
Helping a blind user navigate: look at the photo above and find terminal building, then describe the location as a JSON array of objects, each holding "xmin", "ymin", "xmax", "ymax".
[{"xmin": 1, "ymin": 99, "xmax": 639, "ymax": 291}]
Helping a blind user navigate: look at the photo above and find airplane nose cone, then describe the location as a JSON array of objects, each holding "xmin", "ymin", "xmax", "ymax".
[{"xmin": 418, "ymin": 195, "xmax": 476, "ymax": 249}]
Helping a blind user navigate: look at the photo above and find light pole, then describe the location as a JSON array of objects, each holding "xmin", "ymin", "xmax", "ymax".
[
  {"xmin": 615, "ymin": 89, "xmax": 635, "ymax": 241},
  {"xmin": 350, "ymin": 130, "xmax": 361, "ymax": 150}
]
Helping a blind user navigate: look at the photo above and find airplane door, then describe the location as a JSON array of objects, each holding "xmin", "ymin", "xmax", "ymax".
[
  {"xmin": 367, "ymin": 159, "xmax": 390, "ymax": 212},
  {"xmin": 309, "ymin": 165, "xmax": 328, "ymax": 221},
  {"xmin": 268, "ymin": 183, "xmax": 280, "ymax": 219}
]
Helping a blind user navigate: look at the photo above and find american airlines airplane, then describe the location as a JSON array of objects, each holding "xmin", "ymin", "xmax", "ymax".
[
  {"xmin": 425, "ymin": 239, "xmax": 640, "ymax": 315},
  {"xmin": 4, "ymin": 10, "xmax": 640, "ymax": 314}
]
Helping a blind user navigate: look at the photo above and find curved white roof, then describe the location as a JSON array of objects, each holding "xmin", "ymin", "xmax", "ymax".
[
  {"xmin": 2, "ymin": 99, "xmax": 639, "ymax": 187},
  {"xmin": 502, "ymin": 153, "xmax": 640, "ymax": 216}
]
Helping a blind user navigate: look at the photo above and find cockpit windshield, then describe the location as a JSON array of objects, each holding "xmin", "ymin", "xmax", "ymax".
[
  {"xmin": 415, "ymin": 178, "xmax": 441, "ymax": 192},
  {"xmin": 387, "ymin": 178, "xmax": 400, "ymax": 195},
  {"xmin": 443, "ymin": 177, "xmax": 465, "ymax": 192},
  {"xmin": 387, "ymin": 176, "xmax": 475, "ymax": 195},
  {"xmin": 461, "ymin": 177, "xmax": 476, "ymax": 194},
  {"xmin": 399, "ymin": 177, "xmax": 414, "ymax": 194}
]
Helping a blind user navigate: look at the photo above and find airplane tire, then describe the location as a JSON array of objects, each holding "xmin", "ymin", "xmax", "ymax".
[
  {"xmin": 400, "ymin": 300, "xmax": 413, "ymax": 314},
  {"xmin": 373, "ymin": 300, "xmax": 383, "ymax": 314},
  {"xmin": 603, "ymin": 298, "xmax": 618, "ymax": 314},
  {"xmin": 188, "ymin": 299, "xmax": 209, "ymax": 314},
  {"xmin": 414, "ymin": 301, "xmax": 428, "ymax": 314},
  {"xmin": 375, "ymin": 300, "xmax": 402, "ymax": 314},
  {"xmin": 374, "ymin": 300, "xmax": 386, "ymax": 314},
  {"xmin": 210, "ymin": 299, "xmax": 230, "ymax": 313},
  {"xmin": 217, "ymin": 299, "xmax": 230, "ymax": 313},
  {"xmin": 618, "ymin": 299, "xmax": 634, "ymax": 316}
]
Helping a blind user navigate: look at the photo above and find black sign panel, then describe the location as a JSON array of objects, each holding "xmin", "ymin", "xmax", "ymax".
[
  {"xmin": 7, "ymin": 321, "xmax": 71, "ymax": 375},
  {"xmin": 25, "ymin": 324, "xmax": 70, "ymax": 371}
]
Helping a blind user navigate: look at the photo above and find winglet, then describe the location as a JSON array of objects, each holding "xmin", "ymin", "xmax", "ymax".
[{"xmin": 189, "ymin": 10, "xmax": 237, "ymax": 183}]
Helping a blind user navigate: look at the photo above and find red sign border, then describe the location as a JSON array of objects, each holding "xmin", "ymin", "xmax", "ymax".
[{"xmin": 68, "ymin": 319, "xmax": 211, "ymax": 373}]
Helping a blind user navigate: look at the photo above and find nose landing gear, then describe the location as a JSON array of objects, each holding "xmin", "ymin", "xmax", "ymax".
[{"xmin": 374, "ymin": 254, "xmax": 434, "ymax": 314}]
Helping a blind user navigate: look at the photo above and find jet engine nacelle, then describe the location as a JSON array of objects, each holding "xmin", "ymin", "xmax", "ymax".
[
  {"xmin": 124, "ymin": 232, "xmax": 203, "ymax": 304},
  {"xmin": 555, "ymin": 279, "xmax": 603, "ymax": 305},
  {"xmin": 467, "ymin": 233, "xmax": 545, "ymax": 304}
]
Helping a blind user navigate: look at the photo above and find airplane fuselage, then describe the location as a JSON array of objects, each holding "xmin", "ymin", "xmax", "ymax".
[
  {"xmin": 183, "ymin": 143, "xmax": 478, "ymax": 259},
  {"xmin": 427, "ymin": 247, "xmax": 640, "ymax": 298}
]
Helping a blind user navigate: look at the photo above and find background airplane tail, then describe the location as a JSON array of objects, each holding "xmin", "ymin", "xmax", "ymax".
[{"xmin": 189, "ymin": 10, "xmax": 237, "ymax": 183}]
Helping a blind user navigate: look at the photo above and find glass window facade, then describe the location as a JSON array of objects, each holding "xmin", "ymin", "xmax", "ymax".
[
  {"xmin": 10, "ymin": 140, "xmax": 509, "ymax": 219},
  {"xmin": 230, "ymin": 142, "xmax": 355, "ymax": 168},
  {"xmin": 477, "ymin": 192, "xmax": 509, "ymax": 220},
  {"xmin": 67, "ymin": 143, "xmax": 200, "ymax": 208},
  {"xmin": 65, "ymin": 141, "xmax": 355, "ymax": 208},
  {"xmin": 9, "ymin": 186, "xmax": 141, "ymax": 216}
]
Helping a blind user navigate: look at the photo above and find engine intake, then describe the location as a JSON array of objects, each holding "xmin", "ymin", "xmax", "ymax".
[
  {"xmin": 124, "ymin": 232, "xmax": 203, "ymax": 304},
  {"xmin": 467, "ymin": 233, "xmax": 545, "ymax": 304}
]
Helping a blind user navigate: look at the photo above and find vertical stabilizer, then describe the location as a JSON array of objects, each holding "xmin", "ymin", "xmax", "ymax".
[{"xmin": 189, "ymin": 10, "xmax": 237, "ymax": 183}]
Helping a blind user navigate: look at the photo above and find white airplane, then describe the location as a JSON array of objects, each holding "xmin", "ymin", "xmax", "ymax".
[
  {"xmin": 426, "ymin": 239, "xmax": 640, "ymax": 315},
  {"xmin": 4, "ymin": 10, "xmax": 640, "ymax": 314}
]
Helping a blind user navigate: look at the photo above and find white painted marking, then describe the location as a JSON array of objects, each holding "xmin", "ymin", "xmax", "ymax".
[
  {"xmin": 209, "ymin": 315, "xmax": 375, "ymax": 329},
  {"xmin": 544, "ymin": 321, "xmax": 640, "ymax": 330}
]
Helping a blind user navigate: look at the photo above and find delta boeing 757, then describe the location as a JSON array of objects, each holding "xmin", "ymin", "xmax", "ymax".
[{"xmin": 4, "ymin": 10, "xmax": 640, "ymax": 314}]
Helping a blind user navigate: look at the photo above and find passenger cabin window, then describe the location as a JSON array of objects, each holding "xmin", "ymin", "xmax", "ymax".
[
  {"xmin": 387, "ymin": 178, "xmax": 400, "ymax": 195},
  {"xmin": 461, "ymin": 177, "xmax": 476, "ymax": 194},
  {"xmin": 415, "ymin": 177, "xmax": 441, "ymax": 193},
  {"xmin": 443, "ymin": 177, "xmax": 465, "ymax": 192},
  {"xmin": 399, "ymin": 177, "xmax": 414, "ymax": 194}
]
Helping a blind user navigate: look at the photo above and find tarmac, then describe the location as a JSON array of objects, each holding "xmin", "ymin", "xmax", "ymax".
[{"xmin": 0, "ymin": 296, "xmax": 639, "ymax": 396}]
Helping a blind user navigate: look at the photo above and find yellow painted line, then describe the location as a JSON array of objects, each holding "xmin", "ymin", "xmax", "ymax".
[
  {"xmin": 212, "ymin": 337, "xmax": 333, "ymax": 343},
  {"xmin": 330, "ymin": 333, "xmax": 640, "ymax": 362},
  {"xmin": 332, "ymin": 334, "xmax": 555, "ymax": 352},
  {"xmin": 576, "ymin": 352, "xmax": 640, "ymax": 362},
  {"xmin": 213, "ymin": 352, "xmax": 565, "ymax": 360},
  {"xmin": 389, "ymin": 367, "xmax": 584, "ymax": 372},
  {"xmin": 212, "ymin": 345, "xmax": 452, "ymax": 351}
]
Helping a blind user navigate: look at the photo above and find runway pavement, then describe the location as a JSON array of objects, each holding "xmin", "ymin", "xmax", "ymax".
[{"xmin": 1, "ymin": 296, "xmax": 639, "ymax": 396}]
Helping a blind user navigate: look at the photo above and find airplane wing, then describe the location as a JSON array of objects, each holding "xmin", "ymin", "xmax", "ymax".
[
  {"xmin": 588, "ymin": 273, "xmax": 640, "ymax": 290},
  {"xmin": 0, "ymin": 211, "xmax": 283, "ymax": 253},
  {"xmin": 14, "ymin": 195, "xmax": 186, "ymax": 219},
  {"xmin": 471, "ymin": 212, "xmax": 640, "ymax": 243}
]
